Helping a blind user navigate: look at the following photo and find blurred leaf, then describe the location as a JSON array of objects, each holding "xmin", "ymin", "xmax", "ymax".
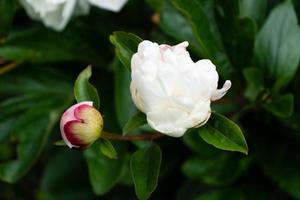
[
  {"xmin": 263, "ymin": 94, "xmax": 294, "ymax": 118},
  {"xmin": 256, "ymin": 137, "xmax": 300, "ymax": 199},
  {"xmin": 198, "ymin": 113, "xmax": 248, "ymax": 154},
  {"xmin": 146, "ymin": 0, "xmax": 202, "ymax": 55},
  {"xmin": 99, "ymin": 139, "xmax": 118, "ymax": 159},
  {"xmin": 53, "ymin": 140, "xmax": 66, "ymax": 146},
  {"xmin": 0, "ymin": 0, "xmax": 15, "ymax": 36},
  {"xmin": 110, "ymin": 31, "xmax": 142, "ymax": 71},
  {"xmin": 74, "ymin": 66, "xmax": 100, "ymax": 109},
  {"xmin": 243, "ymin": 67, "xmax": 264, "ymax": 101},
  {"xmin": 0, "ymin": 66, "xmax": 73, "ymax": 183},
  {"xmin": 130, "ymin": 143, "xmax": 162, "ymax": 200},
  {"xmin": 183, "ymin": 130, "xmax": 220, "ymax": 157},
  {"xmin": 254, "ymin": 0, "xmax": 300, "ymax": 91},
  {"xmin": 182, "ymin": 154, "xmax": 250, "ymax": 186},
  {"xmin": 240, "ymin": 0, "xmax": 267, "ymax": 26},
  {"xmin": 84, "ymin": 142, "xmax": 126, "ymax": 195},
  {"xmin": 114, "ymin": 59, "xmax": 136, "ymax": 127},
  {"xmin": 123, "ymin": 111, "xmax": 147, "ymax": 135},
  {"xmin": 194, "ymin": 185, "xmax": 283, "ymax": 200},
  {"xmin": 171, "ymin": 0, "xmax": 232, "ymax": 78},
  {"xmin": 39, "ymin": 149, "xmax": 94, "ymax": 200},
  {"xmin": 215, "ymin": 0, "xmax": 256, "ymax": 67},
  {"xmin": 0, "ymin": 28, "xmax": 99, "ymax": 63}
]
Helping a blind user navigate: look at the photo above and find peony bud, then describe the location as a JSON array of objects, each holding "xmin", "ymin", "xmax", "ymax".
[
  {"xmin": 60, "ymin": 101, "xmax": 103, "ymax": 149},
  {"xmin": 130, "ymin": 40, "xmax": 231, "ymax": 137}
]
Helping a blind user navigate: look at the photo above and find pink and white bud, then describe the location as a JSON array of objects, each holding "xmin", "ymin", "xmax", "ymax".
[{"xmin": 60, "ymin": 101, "xmax": 103, "ymax": 149}]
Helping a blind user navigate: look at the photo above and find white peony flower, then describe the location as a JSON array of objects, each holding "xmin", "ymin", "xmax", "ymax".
[
  {"xmin": 130, "ymin": 40, "xmax": 231, "ymax": 137},
  {"xmin": 88, "ymin": 0, "xmax": 128, "ymax": 12},
  {"xmin": 19, "ymin": 0, "xmax": 128, "ymax": 31}
]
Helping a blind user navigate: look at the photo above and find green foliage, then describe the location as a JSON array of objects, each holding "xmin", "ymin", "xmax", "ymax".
[
  {"xmin": 130, "ymin": 144, "xmax": 162, "ymax": 200},
  {"xmin": 198, "ymin": 113, "xmax": 248, "ymax": 154},
  {"xmin": 123, "ymin": 111, "xmax": 147, "ymax": 135},
  {"xmin": 254, "ymin": 0, "xmax": 300, "ymax": 91},
  {"xmin": 99, "ymin": 139, "xmax": 118, "ymax": 159},
  {"xmin": 0, "ymin": 66, "xmax": 73, "ymax": 183},
  {"xmin": 0, "ymin": 0, "xmax": 15, "ymax": 37},
  {"xmin": 74, "ymin": 66, "xmax": 100, "ymax": 109},
  {"xmin": 84, "ymin": 142, "xmax": 126, "ymax": 195},
  {"xmin": 1, "ymin": 0, "xmax": 300, "ymax": 199},
  {"xmin": 110, "ymin": 32, "xmax": 142, "ymax": 71},
  {"xmin": 171, "ymin": 0, "xmax": 232, "ymax": 78}
]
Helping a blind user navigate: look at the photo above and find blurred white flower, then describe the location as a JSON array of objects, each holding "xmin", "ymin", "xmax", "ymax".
[
  {"xmin": 19, "ymin": 0, "xmax": 128, "ymax": 31},
  {"xmin": 130, "ymin": 40, "xmax": 231, "ymax": 137}
]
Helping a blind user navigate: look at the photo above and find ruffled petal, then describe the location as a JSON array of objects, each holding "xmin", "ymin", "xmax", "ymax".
[{"xmin": 211, "ymin": 80, "xmax": 232, "ymax": 101}]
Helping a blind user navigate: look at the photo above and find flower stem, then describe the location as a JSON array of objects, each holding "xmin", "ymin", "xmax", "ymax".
[
  {"xmin": 101, "ymin": 131, "xmax": 165, "ymax": 141},
  {"xmin": 0, "ymin": 62, "xmax": 19, "ymax": 75}
]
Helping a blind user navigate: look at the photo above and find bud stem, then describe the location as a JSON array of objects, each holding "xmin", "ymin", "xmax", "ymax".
[{"xmin": 101, "ymin": 131, "xmax": 164, "ymax": 141}]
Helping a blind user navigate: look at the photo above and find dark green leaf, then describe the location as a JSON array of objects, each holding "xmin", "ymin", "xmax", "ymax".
[
  {"xmin": 74, "ymin": 66, "xmax": 100, "ymax": 109},
  {"xmin": 243, "ymin": 67, "xmax": 264, "ymax": 101},
  {"xmin": 263, "ymin": 94, "xmax": 294, "ymax": 118},
  {"xmin": 182, "ymin": 154, "xmax": 251, "ymax": 185},
  {"xmin": 114, "ymin": 59, "xmax": 136, "ymax": 127},
  {"xmin": 123, "ymin": 111, "xmax": 147, "ymax": 135},
  {"xmin": 110, "ymin": 31, "xmax": 142, "ymax": 71},
  {"xmin": 183, "ymin": 130, "xmax": 221, "ymax": 157},
  {"xmin": 198, "ymin": 113, "xmax": 248, "ymax": 154},
  {"xmin": 0, "ymin": 0, "xmax": 15, "ymax": 36},
  {"xmin": 171, "ymin": 0, "xmax": 232, "ymax": 78},
  {"xmin": 255, "ymin": 136, "xmax": 300, "ymax": 199},
  {"xmin": 147, "ymin": 0, "xmax": 202, "ymax": 56},
  {"xmin": 39, "ymin": 149, "xmax": 94, "ymax": 200},
  {"xmin": 0, "ymin": 28, "xmax": 99, "ymax": 63},
  {"xmin": 99, "ymin": 139, "xmax": 118, "ymax": 159},
  {"xmin": 240, "ymin": 0, "xmax": 267, "ymax": 26},
  {"xmin": 254, "ymin": 0, "xmax": 300, "ymax": 91},
  {"xmin": 0, "ymin": 66, "xmax": 73, "ymax": 183},
  {"xmin": 84, "ymin": 142, "xmax": 126, "ymax": 195},
  {"xmin": 130, "ymin": 144, "xmax": 162, "ymax": 200}
]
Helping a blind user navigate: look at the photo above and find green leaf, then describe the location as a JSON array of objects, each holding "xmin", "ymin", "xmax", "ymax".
[
  {"xmin": 255, "ymin": 136, "xmax": 300, "ymax": 199},
  {"xmin": 39, "ymin": 149, "xmax": 94, "ymax": 200},
  {"xmin": 114, "ymin": 59, "xmax": 136, "ymax": 127},
  {"xmin": 0, "ymin": 28, "xmax": 100, "ymax": 63},
  {"xmin": 171, "ymin": 0, "xmax": 232, "ymax": 78},
  {"xmin": 183, "ymin": 130, "xmax": 221, "ymax": 157},
  {"xmin": 0, "ymin": 0, "xmax": 15, "ymax": 36},
  {"xmin": 110, "ymin": 31, "xmax": 142, "ymax": 71},
  {"xmin": 254, "ymin": 0, "xmax": 300, "ymax": 91},
  {"xmin": 123, "ymin": 111, "xmax": 147, "ymax": 135},
  {"xmin": 99, "ymin": 139, "xmax": 118, "ymax": 159},
  {"xmin": 84, "ymin": 142, "xmax": 126, "ymax": 195},
  {"xmin": 146, "ymin": 0, "xmax": 202, "ymax": 56},
  {"xmin": 0, "ymin": 66, "xmax": 73, "ymax": 183},
  {"xmin": 130, "ymin": 144, "xmax": 162, "ymax": 200},
  {"xmin": 215, "ymin": 0, "xmax": 257, "ymax": 68},
  {"xmin": 74, "ymin": 66, "xmax": 100, "ymax": 109},
  {"xmin": 263, "ymin": 94, "xmax": 294, "ymax": 118},
  {"xmin": 182, "ymin": 154, "xmax": 251, "ymax": 186},
  {"xmin": 240, "ymin": 0, "xmax": 267, "ymax": 26},
  {"xmin": 53, "ymin": 140, "xmax": 66, "ymax": 146},
  {"xmin": 243, "ymin": 67, "xmax": 264, "ymax": 101},
  {"xmin": 198, "ymin": 113, "xmax": 248, "ymax": 154}
]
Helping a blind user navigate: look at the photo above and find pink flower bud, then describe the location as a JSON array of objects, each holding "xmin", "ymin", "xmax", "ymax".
[{"xmin": 60, "ymin": 101, "xmax": 103, "ymax": 149}]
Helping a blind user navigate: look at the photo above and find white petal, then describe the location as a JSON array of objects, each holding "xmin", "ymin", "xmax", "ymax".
[
  {"xmin": 88, "ymin": 0, "xmax": 128, "ymax": 12},
  {"xmin": 146, "ymin": 106, "xmax": 188, "ymax": 137},
  {"xmin": 211, "ymin": 80, "xmax": 232, "ymax": 101}
]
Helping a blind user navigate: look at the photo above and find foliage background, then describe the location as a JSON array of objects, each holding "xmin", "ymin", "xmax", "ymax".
[{"xmin": 1, "ymin": 0, "xmax": 300, "ymax": 199}]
